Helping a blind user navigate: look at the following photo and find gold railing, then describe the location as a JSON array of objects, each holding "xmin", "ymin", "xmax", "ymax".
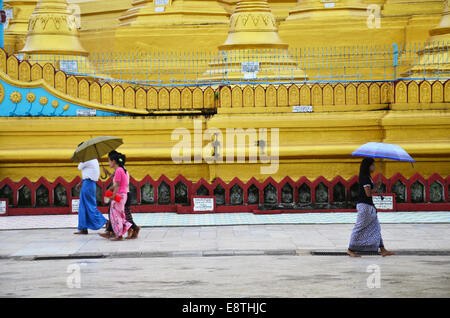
[{"xmin": 1, "ymin": 49, "xmax": 449, "ymax": 112}]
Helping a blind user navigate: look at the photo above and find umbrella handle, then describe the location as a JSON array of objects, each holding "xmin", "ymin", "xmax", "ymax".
[
  {"xmin": 94, "ymin": 143, "xmax": 109, "ymax": 180},
  {"xmin": 100, "ymin": 163, "xmax": 109, "ymax": 180}
]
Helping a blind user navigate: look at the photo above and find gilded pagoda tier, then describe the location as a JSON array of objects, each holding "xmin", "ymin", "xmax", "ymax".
[
  {"xmin": 20, "ymin": 0, "xmax": 88, "ymax": 56},
  {"xmin": 220, "ymin": 0, "xmax": 288, "ymax": 50}
]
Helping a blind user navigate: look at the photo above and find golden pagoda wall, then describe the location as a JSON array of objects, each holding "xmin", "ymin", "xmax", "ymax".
[
  {"xmin": 3, "ymin": 0, "xmax": 38, "ymax": 53},
  {"xmin": 1, "ymin": 44, "xmax": 450, "ymax": 184},
  {"xmin": 2, "ymin": 0, "xmax": 445, "ymax": 55},
  {"xmin": 1, "ymin": 1, "xmax": 449, "ymax": 187},
  {"xmin": 71, "ymin": 0, "xmax": 133, "ymax": 54}
]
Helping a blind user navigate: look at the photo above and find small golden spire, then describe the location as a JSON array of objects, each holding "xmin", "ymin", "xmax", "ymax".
[
  {"xmin": 219, "ymin": 0, "xmax": 288, "ymax": 50},
  {"xmin": 20, "ymin": 0, "xmax": 88, "ymax": 56}
]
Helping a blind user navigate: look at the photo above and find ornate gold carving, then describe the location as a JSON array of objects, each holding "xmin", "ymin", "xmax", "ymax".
[
  {"xmin": 419, "ymin": 81, "xmax": 432, "ymax": 103},
  {"xmin": 55, "ymin": 71, "xmax": 66, "ymax": 94},
  {"xmin": 380, "ymin": 83, "xmax": 391, "ymax": 104},
  {"xmin": 26, "ymin": 93, "xmax": 36, "ymax": 103},
  {"xmin": 147, "ymin": 87, "xmax": 158, "ymax": 110},
  {"xmin": 288, "ymin": 85, "xmax": 299, "ymax": 106},
  {"xmin": 334, "ymin": 83, "xmax": 345, "ymax": 105},
  {"xmin": 67, "ymin": 76, "xmax": 78, "ymax": 98},
  {"xmin": 31, "ymin": 64, "xmax": 43, "ymax": 82},
  {"xmin": 193, "ymin": 88, "xmax": 204, "ymax": 108},
  {"xmin": 0, "ymin": 50, "xmax": 6, "ymax": 73},
  {"xmin": 357, "ymin": 83, "xmax": 369, "ymax": 105},
  {"xmin": 266, "ymin": 85, "xmax": 276, "ymax": 107},
  {"xmin": 369, "ymin": 84, "xmax": 380, "ymax": 104},
  {"xmin": 255, "ymin": 85, "xmax": 265, "ymax": 107},
  {"xmin": 52, "ymin": 100, "xmax": 59, "ymax": 108},
  {"xmin": 277, "ymin": 85, "xmax": 288, "ymax": 107},
  {"xmin": 346, "ymin": 84, "xmax": 357, "ymax": 105},
  {"xmin": 90, "ymin": 82, "xmax": 101, "ymax": 104},
  {"xmin": 136, "ymin": 88, "xmax": 147, "ymax": 110},
  {"xmin": 79, "ymin": 79, "xmax": 89, "ymax": 101},
  {"xmin": 170, "ymin": 88, "xmax": 181, "ymax": 109},
  {"xmin": 395, "ymin": 82, "xmax": 407, "ymax": 103},
  {"xmin": 43, "ymin": 63, "xmax": 55, "ymax": 87},
  {"xmin": 243, "ymin": 86, "xmax": 254, "ymax": 107},
  {"xmin": 445, "ymin": 81, "xmax": 450, "ymax": 102},
  {"xmin": 40, "ymin": 96, "xmax": 48, "ymax": 106},
  {"xmin": 7, "ymin": 56, "xmax": 19, "ymax": 80},
  {"xmin": 230, "ymin": 13, "xmax": 277, "ymax": 32},
  {"xmin": 101, "ymin": 84, "xmax": 113, "ymax": 105},
  {"xmin": 220, "ymin": 0, "xmax": 287, "ymax": 50},
  {"xmin": 300, "ymin": 85, "xmax": 310, "ymax": 106},
  {"xmin": 159, "ymin": 88, "xmax": 170, "ymax": 109},
  {"xmin": 63, "ymin": 104, "xmax": 70, "ymax": 112},
  {"xmin": 311, "ymin": 84, "xmax": 322, "ymax": 106},
  {"xmin": 220, "ymin": 86, "xmax": 232, "ymax": 108},
  {"xmin": 323, "ymin": 84, "xmax": 333, "ymax": 105},
  {"xmin": 125, "ymin": 87, "xmax": 136, "ymax": 109},
  {"xmin": 20, "ymin": 0, "xmax": 88, "ymax": 56},
  {"xmin": 181, "ymin": 88, "xmax": 192, "ymax": 109},
  {"xmin": 113, "ymin": 86, "xmax": 124, "ymax": 107},
  {"xmin": 204, "ymin": 87, "xmax": 215, "ymax": 108},
  {"xmin": 408, "ymin": 81, "xmax": 419, "ymax": 103},
  {"xmin": 232, "ymin": 86, "xmax": 243, "ymax": 107},
  {"xmin": 19, "ymin": 62, "xmax": 31, "ymax": 82},
  {"xmin": 432, "ymin": 81, "xmax": 444, "ymax": 103},
  {"xmin": 10, "ymin": 91, "xmax": 22, "ymax": 104}
]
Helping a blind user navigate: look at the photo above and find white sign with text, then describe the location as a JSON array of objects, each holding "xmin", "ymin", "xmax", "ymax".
[
  {"xmin": 373, "ymin": 195, "xmax": 394, "ymax": 210},
  {"xmin": 76, "ymin": 109, "xmax": 97, "ymax": 117},
  {"xmin": 72, "ymin": 199, "xmax": 80, "ymax": 213},
  {"xmin": 0, "ymin": 200, "xmax": 6, "ymax": 214},
  {"xmin": 60, "ymin": 60, "xmax": 79, "ymax": 73},
  {"xmin": 293, "ymin": 106, "xmax": 313, "ymax": 113},
  {"xmin": 193, "ymin": 197, "xmax": 215, "ymax": 212}
]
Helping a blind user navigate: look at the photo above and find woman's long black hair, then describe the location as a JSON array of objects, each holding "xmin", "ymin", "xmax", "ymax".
[
  {"xmin": 359, "ymin": 157, "xmax": 375, "ymax": 177},
  {"xmin": 108, "ymin": 150, "xmax": 127, "ymax": 173}
]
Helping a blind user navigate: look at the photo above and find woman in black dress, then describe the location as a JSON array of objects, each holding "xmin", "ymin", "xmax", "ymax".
[{"xmin": 347, "ymin": 158, "xmax": 396, "ymax": 257}]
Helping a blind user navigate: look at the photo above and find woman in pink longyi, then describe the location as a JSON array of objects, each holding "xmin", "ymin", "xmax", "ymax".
[{"xmin": 105, "ymin": 151, "xmax": 131, "ymax": 241}]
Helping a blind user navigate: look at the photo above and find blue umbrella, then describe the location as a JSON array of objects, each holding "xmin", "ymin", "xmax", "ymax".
[
  {"xmin": 352, "ymin": 142, "xmax": 415, "ymax": 199},
  {"xmin": 351, "ymin": 142, "xmax": 415, "ymax": 163}
]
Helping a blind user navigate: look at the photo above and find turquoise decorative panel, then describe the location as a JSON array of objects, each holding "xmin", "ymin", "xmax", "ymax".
[{"xmin": 0, "ymin": 79, "xmax": 124, "ymax": 117}]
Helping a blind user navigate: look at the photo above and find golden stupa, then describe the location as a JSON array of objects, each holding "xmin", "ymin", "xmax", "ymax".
[
  {"xmin": 3, "ymin": 0, "xmax": 38, "ymax": 53},
  {"xmin": 205, "ymin": 0, "xmax": 307, "ymax": 80},
  {"xmin": 21, "ymin": 0, "xmax": 87, "ymax": 56},
  {"xmin": 19, "ymin": 0, "xmax": 94, "ymax": 74},
  {"xmin": 409, "ymin": 0, "xmax": 450, "ymax": 76}
]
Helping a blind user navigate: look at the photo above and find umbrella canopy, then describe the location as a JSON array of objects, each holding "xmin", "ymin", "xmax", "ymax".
[
  {"xmin": 71, "ymin": 136, "xmax": 123, "ymax": 163},
  {"xmin": 351, "ymin": 142, "xmax": 415, "ymax": 162}
]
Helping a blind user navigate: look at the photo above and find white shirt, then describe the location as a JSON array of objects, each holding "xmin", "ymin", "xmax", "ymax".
[{"xmin": 78, "ymin": 159, "xmax": 100, "ymax": 181}]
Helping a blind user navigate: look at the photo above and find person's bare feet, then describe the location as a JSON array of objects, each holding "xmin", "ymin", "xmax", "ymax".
[
  {"xmin": 380, "ymin": 247, "xmax": 396, "ymax": 257},
  {"xmin": 346, "ymin": 249, "xmax": 361, "ymax": 257},
  {"xmin": 131, "ymin": 226, "xmax": 141, "ymax": 239},
  {"xmin": 125, "ymin": 228, "xmax": 134, "ymax": 240},
  {"xmin": 110, "ymin": 236, "xmax": 123, "ymax": 241},
  {"xmin": 98, "ymin": 232, "xmax": 112, "ymax": 239},
  {"xmin": 74, "ymin": 230, "xmax": 88, "ymax": 235}
]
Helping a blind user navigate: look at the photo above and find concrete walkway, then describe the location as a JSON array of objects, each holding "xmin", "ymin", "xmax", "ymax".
[{"xmin": 1, "ymin": 224, "xmax": 449, "ymax": 260}]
